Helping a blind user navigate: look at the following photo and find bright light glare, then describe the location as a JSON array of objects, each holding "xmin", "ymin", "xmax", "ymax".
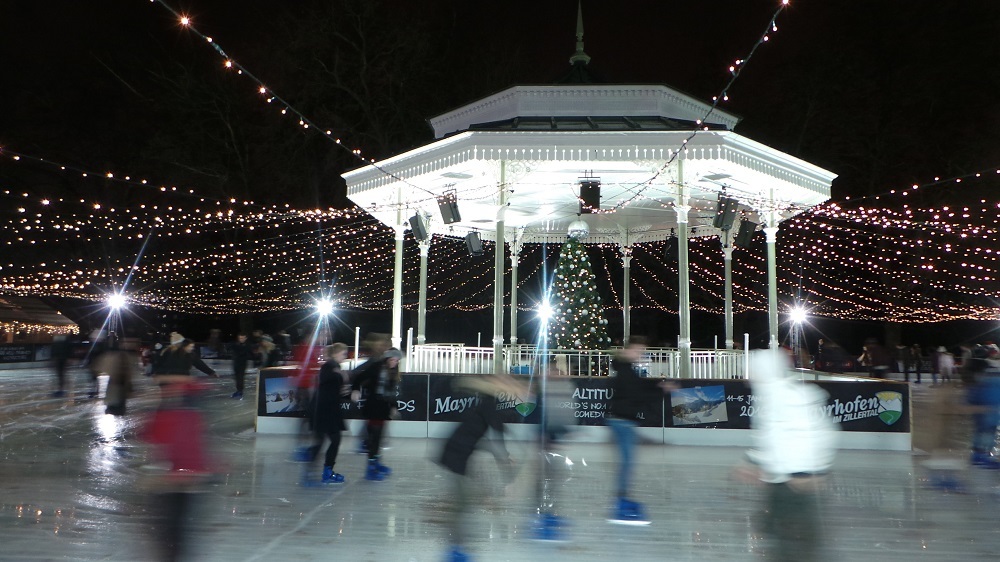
[
  {"xmin": 315, "ymin": 298, "xmax": 334, "ymax": 316},
  {"xmin": 107, "ymin": 293, "xmax": 126, "ymax": 310},
  {"xmin": 789, "ymin": 307, "xmax": 807, "ymax": 324},
  {"xmin": 538, "ymin": 302, "xmax": 553, "ymax": 321}
]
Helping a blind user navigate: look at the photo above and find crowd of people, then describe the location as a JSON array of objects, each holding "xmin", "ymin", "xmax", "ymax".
[{"xmin": 813, "ymin": 337, "xmax": 998, "ymax": 386}]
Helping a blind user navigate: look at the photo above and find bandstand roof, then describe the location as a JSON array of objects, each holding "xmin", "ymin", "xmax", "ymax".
[{"xmin": 343, "ymin": 83, "xmax": 836, "ymax": 245}]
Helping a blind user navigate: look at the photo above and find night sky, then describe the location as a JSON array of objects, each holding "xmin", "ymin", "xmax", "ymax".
[{"xmin": 2, "ymin": 1, "xmax": 999, "ymax": 349}]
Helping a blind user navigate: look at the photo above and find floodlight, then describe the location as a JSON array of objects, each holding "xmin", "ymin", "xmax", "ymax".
[
  {"xmin": 789, "ymin": 307, "xmax": 807, "ymax": 324},
  {"xmin": 315, "ymin": 298, "xmax": 334, "ymax": 316},
  {"xmin": 538, "ymin": 302, "xmax": 554, "ymax": 322},
  {"xmin": 107, "ymin": 293, "xmax": 126, "ymax": 311}
]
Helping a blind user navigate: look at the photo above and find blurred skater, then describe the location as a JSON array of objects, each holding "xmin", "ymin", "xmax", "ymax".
[
  {"xmin": 301, "ymin": 343, "xmax": 350, "ymax": 486},
  {"xmin": 965, "ymin": 346, "xmax": 1000, "ymax": 468},
  {"xmin": 50, "ymin": 334, "xmax": 73, "ymax": 397},
  {"xmin": 606, "ymin": 335, "xmax": 671, "ymax": 524},
  {"xmin": 351, "ymin": 346, "xmax": 401, "ymax": 480},
  {"xmin": 918, "ymin": 378, "xmax": 967, "ymax": 490},
  {"xmin": 84, "ymin": 330, "xmax": 109, "ymax": 399},
  {"xmin": 100, "ymin": 338, "xmax": 138, "ymax": 415},
  {"xmin": 531, "ymin": 355, "xmax": 577, "ymax": 540},
  {"xmin": 937, "ymin": 346, "xmax": 955, "ymax": 383},
  {"xmin": 154, "ymin": 335, "xmax": 218, "ymax": 386},
  {"xmin": 354, "ymin": 333, "xmax": 391, "ymax": 454},
  {"xmin": 438, "ymin": 374, "xmax": 524, "ymax": 561},
  {"xmin": 141, "ymin": 379, "xmax": 215, "ymax": 561},
  {"xmin": 230, "ymin": 333, "xmax": 252, "ymax": 399},
  {"xmin": 736, "ymin": 349, "xmax": 838, "ymax": 562}
]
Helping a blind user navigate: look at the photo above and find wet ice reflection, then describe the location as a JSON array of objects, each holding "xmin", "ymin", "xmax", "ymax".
[{"xmin": 1, "ymin": 366, "xmax": 1000, "ymax": 561}]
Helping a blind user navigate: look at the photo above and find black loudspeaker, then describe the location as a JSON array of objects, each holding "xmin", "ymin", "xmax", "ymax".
[
  {"xmin": 465, "ymin": 232, "xmax": 483, "ymax": 256},
  {"xmin": 438, "ymin": 194, "xmax": 461, "ymax": 224},
  {"xmin": 734, "ymin": 220, "xmax": 757, "ymax": 247},
  {"xmin": 408, "ymin": 214, "xmax": 428, "ymax": 241},
  {"xmin": 664, "ymin": 234, "xmax": 678, "ymax": 261},
  {"xmin": 713, "ymin": 196, "xmax": 739, "ymax": 230},
  {"xmin": 579, "ymin": 180, "xmax": 601, "ymax": 214}
]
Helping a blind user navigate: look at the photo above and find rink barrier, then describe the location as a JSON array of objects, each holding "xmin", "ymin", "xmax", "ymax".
[
  {"xmin": 255, "ymin": 370, "xmax": 912, "ymax": 451},
  {"xmin": 406, "ymin": 344, "xmax": 748, "ymax": 378}
]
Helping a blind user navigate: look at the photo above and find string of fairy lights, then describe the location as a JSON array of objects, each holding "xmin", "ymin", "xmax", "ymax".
[
  {"xmin": 5, "ymin": 115, "xmax": 1000, "ymax": 321},
  {"xmin": 146, "ymin": 0, "xmax": 443, "ymax": 204},
  {"xmin": 145, "ymin": 0, "xmax": 795, "ymax": 219},
  {"xmin": 583, "ymin": 0, "xmax": 792, "ymax": 213},
  {"xmin": 1, "ymin": 2, "xmax": 997, "ymax": 325}
]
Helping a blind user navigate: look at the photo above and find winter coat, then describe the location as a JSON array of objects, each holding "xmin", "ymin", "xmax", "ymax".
[
  {"xmin": 155, "ymin": 346, "xmax": 216, "ymax": 377},
  {"xmin": 439, "ymin": 376, "xmax": 515, "ymax": 477},
  {"xmin": 608, "ymin": 356, "xmax": 663, "ymax": 421},
  {"xmin": 746, "ymin": 350, "xmax": 838, "ymax": 483},
  {"xmin": 351, "ymin": 357, "xmax": 398, "ymax": 420},
  {"xmin": 98, "ymin": 350, "xmax": 137, "ymax": 407},
  {"xmin": 310, "ymin": 360, "xmax": 347, "ymax": 434},
  {"xmin": 231, "ymin": 341, "xmax": 253, "ymax": 368}
]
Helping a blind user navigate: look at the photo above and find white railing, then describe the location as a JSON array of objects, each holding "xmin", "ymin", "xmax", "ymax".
[{"xmin": 405, "ymin": 344, "xmax": 747, "ymax": 378}]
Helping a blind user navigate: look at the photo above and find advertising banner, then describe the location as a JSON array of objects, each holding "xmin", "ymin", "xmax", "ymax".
[
  {"xmin": 0, "ymin": 344, "xmax": 37, "ymax": 363},
  {"xmin": 342, "ymin": 374, "xmax": 428, "ymax": 422},
  {"xmin": 256, "ymin": 367, "xmax": 311, "ymax": 418},
  {"xmin": 427, "ymin": 374, "xmax": 661, "ymax": 427},
  {"xmin": 256, "ymin": 371, "xmax": 908, "ymax": 435},
  {"xmin": 666, "ymin": 379, "xmax": 910, "ymax": 433}
]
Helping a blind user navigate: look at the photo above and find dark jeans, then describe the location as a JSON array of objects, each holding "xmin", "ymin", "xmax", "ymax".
[{"xmin": 606, "ymin": 417, "xmax": 637, "ymax": 498}]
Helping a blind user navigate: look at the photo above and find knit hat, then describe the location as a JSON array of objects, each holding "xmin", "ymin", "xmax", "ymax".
[
  {"xmin": 170, "ymin": 332, "xmax": 185, "ymax": 345},
  {"xmin": 383, "ymin": 348, "xmax": 403, "ymax": 360}
]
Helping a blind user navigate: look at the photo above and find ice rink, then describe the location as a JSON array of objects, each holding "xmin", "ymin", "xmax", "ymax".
[{"xmin": 1, "ymin": 365, "xmax": 998, "ymax": 561}]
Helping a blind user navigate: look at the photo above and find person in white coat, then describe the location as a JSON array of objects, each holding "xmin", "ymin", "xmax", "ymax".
[{"xmin": 737, "ymin": 349, "xmax": 838, "ymax": 562}]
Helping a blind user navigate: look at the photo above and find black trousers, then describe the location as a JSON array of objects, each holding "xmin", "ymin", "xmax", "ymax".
[
  {"xmin": 309, "ymin": 428, "xmax": 343, "ymax": 467},
  {"xmin": 233, "ymin": 360, "xmax": 247, "ymax": 393},
  {"xmin": 157, "ymin": 491, "xmax": 197, "ymax": 562},
  {"xmin": 367, "ymin": 420, "xmax": 386, "ymax": 461}
]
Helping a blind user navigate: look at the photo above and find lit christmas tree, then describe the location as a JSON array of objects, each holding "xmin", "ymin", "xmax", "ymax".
[{"xmin": 547, "ymin": 228, "xmax": 611, "ymax": 350}]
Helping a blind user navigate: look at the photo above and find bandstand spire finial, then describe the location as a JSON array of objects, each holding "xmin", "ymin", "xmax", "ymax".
[{"xmin": 569, "ymin": 1, "xmax": 591, "ymax": 66}]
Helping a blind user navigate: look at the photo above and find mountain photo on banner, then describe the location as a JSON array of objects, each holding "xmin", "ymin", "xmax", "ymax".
[{"xmin": 548, "ymin": 235, "xmax": 611, "ymax": 350}]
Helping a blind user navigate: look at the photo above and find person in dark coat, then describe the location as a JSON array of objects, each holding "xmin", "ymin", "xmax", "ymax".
[
  {"xmin": 438, "ymin": 374, "xmax": 523, "ymax": 562},
  {"xmin": 154, "ymin": 334, "xmax": 217, "ymax": 387},
  {"xmin": 606, "ymin": 335, "xmax": 671, "ymax": 524},
  {"xmin": 909, "ymin": 344, "xmax": 924, "ymax": 384},
  {"xmin": 351, "ymin": 347, "xmax": 401, "ymax": 480},
  {"xmin": 303, "ymin": 343, "xmax": 350, "ymax": 485},
  {"xmin": 230, "ymin": 333, "xmax": 252, "ymax": 399},
  {"xmin": 50, "ymin": 334, "xmax": 73, "ymax": 397},
  {"xmin": 100, "ymin": 338, "xmax": 138, "ymax": 415}
]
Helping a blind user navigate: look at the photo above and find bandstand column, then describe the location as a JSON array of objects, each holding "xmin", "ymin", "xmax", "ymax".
[
  {"xmin": 723, "ymin": 241, "xmax": 734, "ymax": 349},
  {"xmin": 391, "ymin": 221, "xmax": 405, "ymax": 350},
  {"xmin": 509, "ymin": 229, "xmax": 524, "ymax": 346},
  {"xmin": 676, "ymin": 175, "xmax": 692, "ymax": 378},
  {"xmin": 764, "ymin": 211, "xmax": 780, "ymax": 350},
  {"xmin": 417, "ymin": 238, "xmax": 430, "ymax": 345},
  {"xmin": 492, "ymin": 164, "xmax": 509, "ymax": 375},
  {"xmin": 621, "ymin": 249, "xmax": 632, "ymax": 342}
]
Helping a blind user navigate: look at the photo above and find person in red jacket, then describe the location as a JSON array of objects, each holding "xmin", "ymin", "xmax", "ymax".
[{"xmin": 142, "ymin": 379, "xmax": 215, "ymax": 561}]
